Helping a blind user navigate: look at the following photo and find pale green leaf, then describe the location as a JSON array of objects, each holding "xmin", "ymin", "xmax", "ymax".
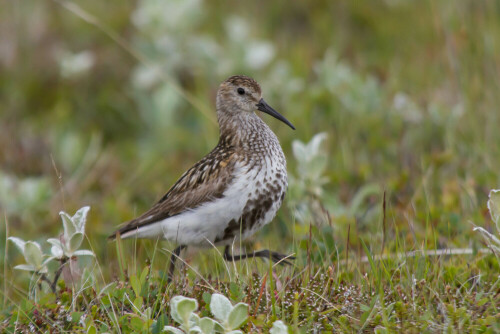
[
  {"xmin": 68, "ymin": 232, "xmax": 84, "ymax": 254},
  {"xmin": 51, "ymin": 245, "xmax": 64, "ymax": 258},
  {"xmin": 210, "ymin": 293, "xmax": 233, "ymax": 322},
  {"xmin": 270, "ymin": 320, "xmax": 288, "ymax": 334},
  {"xmin": 487, "ymin": 189, "xmax": 500, "ymax": 232},
  {"xmin": 189, "ymin": 313, "xmax": 200, "ymax": 324},
  {"xmin": 14, "ymin": 264, "xmax": 36, "ymax": 271},
  {"xmin": 133, "ymin": 296, "xmax": 143, "ymax": 310},
  {"xmin": 292, "ymin": 141, "xmax": 307, "ymax": 161},
  {"xmin": 305, "ymin": 156, "xmax": 328, "ymax": 180},
  {"xmin": 227, "ymin": 303, "xmax": 248, "ymax": 329},
  {"xmin": 140, "ymin": 266, "xmax": 149, "ymax": 285},
  {"xmin": 130, "ymin": 275, "xmax": 141, "ymax": 297},
  {"xmin": 60, "ymin": 211, "xmax": 76, "ymax": 239},
  {"xmin": 177, "ymin": 298, "xmax": 198, "ymax": 322},
  {"xmin": 163, "ymin": 326, "xmax": 184, "ymax": 334},
  {"xmin": 170, "ymin": 296, "xmax": 184, "ymax": 324},
  {"xmin": 73, "ymin": 249, "xmax": 95, "ymax": 257},
  {"xmin": 213, "ymin": 320, "xmax": 224, "ymax": 332},
  {"xmin": 170, "ymin": 296, "xmax": 198, "ymax": 324},
  {"xmin": 87, "ymin": 325, "xmax": 97, "ymax": 334},
  {"xmin": 47, "ymin": 238, "xmax": 63, "ymax": 248},
  {"xmin": 307, "ymin": 132, "xmax": 327, "ymax": 157},
  {"xmin": 8, "ymin": 237, "xmax": 26, "ymax": 253},
  {"xmin": 144, "ymin": 306, "xmax": 152, "ymax": 320},
  {"xmin": 198, "ymin": 317, "xmax": 215, "ymax": 334},
  {"xmin": 47, "ymin": 238, "xmax": 64, "ymax": 258},
  {"xmin": 72, "ymin": 206, "xmax": 90, "ymax": 232},
  {"xmin": 188, "ymin": 326, "xmax": 202, "ymax": 334},
  {"xmin": 24, "ymin": 241, "xmax": 43, "ymax": 268}
]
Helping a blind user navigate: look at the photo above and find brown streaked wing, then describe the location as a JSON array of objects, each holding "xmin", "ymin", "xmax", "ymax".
[{"xmin": 109, "ymin": 145, "xmax": 237, "ymax": 239}]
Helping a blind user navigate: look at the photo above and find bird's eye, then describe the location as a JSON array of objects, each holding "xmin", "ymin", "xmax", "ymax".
[{"xmin": 237, "ymin": 88, "xmax": 245, "ymax": 95}]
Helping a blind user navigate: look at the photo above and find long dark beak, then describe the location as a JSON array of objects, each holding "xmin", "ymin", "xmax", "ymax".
[{"xmin": 256, "ymin": 98, "xmax": 295, "ymax": 130}]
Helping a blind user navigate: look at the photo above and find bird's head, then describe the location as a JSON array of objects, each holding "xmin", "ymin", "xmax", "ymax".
[{"xmin": 216, "ymin": 75, "xmax": 295, "ymax": 130}]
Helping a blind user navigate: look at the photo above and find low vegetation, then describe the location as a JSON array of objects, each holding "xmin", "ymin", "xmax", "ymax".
[{"xmin": 2, "ymin": 0, "xmax": 500, "ymax": 332}]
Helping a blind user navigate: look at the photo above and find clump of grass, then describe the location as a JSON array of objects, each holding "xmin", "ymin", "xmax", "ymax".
[{"xmin": 2, "ymin": 221, "xmax": 499, "ymax": 332}]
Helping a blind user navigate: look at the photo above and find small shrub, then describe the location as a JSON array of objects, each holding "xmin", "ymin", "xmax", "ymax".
[
  {"xmin": 164, "ymin": 294, "xmax": 288, "ymax": 334},
  {"xmin": 8, "ymin": 206, "xmax": 95, "ymax": 295}
]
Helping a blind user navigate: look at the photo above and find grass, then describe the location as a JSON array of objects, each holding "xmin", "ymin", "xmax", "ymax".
[
  {"xmin": 1, "ymin": 236, "xmax": 499, "ymax": 332},
  {"xmin": 1, "ymin": 0, "xmax": 500, "ymax": 332}
]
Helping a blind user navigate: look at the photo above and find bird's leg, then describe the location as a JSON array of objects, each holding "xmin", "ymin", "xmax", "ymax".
[
  {"xmin": 223, "ymin": 245, "xmax": 248, "ymax": 261},
  {"xmin": 223, "ymin": 245, "xmax": 295, "ymax": 266},
  {"xmin": 168, "ymin": 245, "xmax": 186, "ymax": 283}
]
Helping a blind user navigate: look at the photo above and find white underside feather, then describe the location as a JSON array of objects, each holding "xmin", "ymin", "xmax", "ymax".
[{"xmin": 120, "ymin": 160, "xmax": 284, "ymax": 247}]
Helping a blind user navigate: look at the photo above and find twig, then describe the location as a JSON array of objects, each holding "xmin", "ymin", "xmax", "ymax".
[
  {"xmin": 253, "ymin": 274, "xmax": 268, "ymax": 318},
  {"xmin": 50, "ymin": 154, "xmax": 65, "ymax": 209},
  {"xmin": 51, "ymin": 257, "xmax": 69, "ymax": 293},
  {"xmin": 307, "ymin": 222, "xmax": 312, "ymax": 277},
  {"xmin": 338, "ymin": 247, "xmax": 493, "ymax": 266},
  {"xmin": 380, "ymin": 190, "xmax": 387, "ymax": 257},
  {"xmin": 39, "ymin": 273, "xmax": 53, "ymax": 292},
  {"xmin": 345, "ymin": 224, "xmax": 351, "ymax": 270},
  {"xmin": 3, "ymin": 212, "xmax": 9, "ymax": 308}
]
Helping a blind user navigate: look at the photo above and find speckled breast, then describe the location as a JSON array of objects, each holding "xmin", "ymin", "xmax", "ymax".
[{"xmin": 215, "ymin": 135, "xmax": 288, "ymax": 244}]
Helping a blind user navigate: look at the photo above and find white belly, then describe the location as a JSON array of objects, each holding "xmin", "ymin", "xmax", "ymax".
[{"xmin": 129, "ymin": 159, "xmax": 287, "ymax": 247}]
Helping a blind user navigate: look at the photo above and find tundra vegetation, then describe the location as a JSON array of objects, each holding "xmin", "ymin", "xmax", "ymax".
[{"xmin": 1, "ymin": 1, "xmax": 499, "ymax": 332}]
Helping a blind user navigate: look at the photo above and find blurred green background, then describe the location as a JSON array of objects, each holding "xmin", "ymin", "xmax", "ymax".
[{"xmin": 1, "ymin": 0, "xmax": 500, "ymax": 281}]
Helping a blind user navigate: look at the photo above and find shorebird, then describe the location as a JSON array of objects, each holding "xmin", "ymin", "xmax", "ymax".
[{"xmin": 109, "ymin": 75, "xmax": 295, "ymax": 281}]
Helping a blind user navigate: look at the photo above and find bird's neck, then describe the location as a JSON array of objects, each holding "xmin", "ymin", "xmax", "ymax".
[{"xmin": 217, "ymin": 111, "xmax": 273, "ymax": 150}]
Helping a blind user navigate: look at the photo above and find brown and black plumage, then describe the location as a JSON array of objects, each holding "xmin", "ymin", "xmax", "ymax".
[{"xmin": 109, "ymin": 75, "xmax": 295, "ymax": 281}]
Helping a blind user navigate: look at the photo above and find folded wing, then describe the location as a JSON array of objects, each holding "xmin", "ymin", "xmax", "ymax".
[{"xmin": 109, "ymin": 145, "xmax": 237, "ymax": 239}]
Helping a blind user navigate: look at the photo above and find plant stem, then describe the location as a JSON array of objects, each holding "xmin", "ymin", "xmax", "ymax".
[
  {"xmin": 51, "ymin": 257, "xmax": 69, "ymax": 293},
  {"xmin": 39, "ymin": 273, "xmax": 53, "ymax": 292}
]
